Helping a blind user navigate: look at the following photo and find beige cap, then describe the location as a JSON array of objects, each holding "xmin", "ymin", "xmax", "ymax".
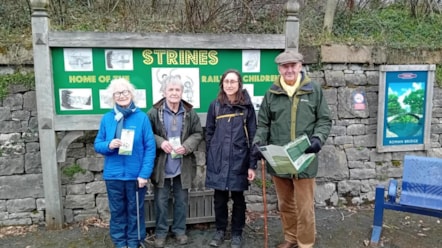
[{"xmin": 275, "ymin": 50, "xmax": 304, "ymax": 64}]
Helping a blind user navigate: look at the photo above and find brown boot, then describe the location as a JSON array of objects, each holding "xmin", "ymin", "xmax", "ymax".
[{"xmin": 277, "ymin": 241, "xmax": 298, "ymax": 248}]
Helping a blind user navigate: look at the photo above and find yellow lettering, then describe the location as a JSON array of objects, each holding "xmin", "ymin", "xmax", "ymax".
[
  {"xmin": 179, "ymin": 50, "xmax": 185, "ymax": 64},
  {"xmin": 208, "ymin": 50, "xmax": 218, "ymax": 65},
  {"xmin": 142, "ymin": 49, "xmax": 219, "ymax": 66},
  {"xmin": 167, "ymin": 50, "xmax": 178, "ymax": 65},
  {"xmin": 98, "ymin": 75, "xmax": 111, "ymax": 83},
  {"xmin": 142, "ymin": 49, "xmax": 154, "ymax": 65},
  {"xmin": 199, "ymin": 50, "xmax": 208, "ymax": 65},
  {"xmin": 185, "ymin": 50, "xmax": 198, "ymax": 65},
  {"xmin": 112, "ymin": 75, "xmax": 130, "ymax": 80},
  {"xmin": 243, "ymin": 74, "xmax": 278, "ymax": 83},
  {"xmin": 153, "ymin": 49, "xmax": 167, "ymax": 64},
  {"xmin": 68, "ymin": 75, "xmax": 96, "ymax": 83},
  {"xmin": 201, "ymin": 75, "xmax": 222, "ymax": 83}
]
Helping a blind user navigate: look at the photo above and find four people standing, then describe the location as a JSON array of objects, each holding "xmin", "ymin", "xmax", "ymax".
[
  {"xmin": 252, "ymin": 50, "xmax": 332, "ymax": 248},
  {"xmin": 94, "ymin": 78, "xmax": 156, "ymax": 248},
  {"xmin": 205, "ymin": 69, "xmax": 257, "ymax": 248},
  {"xmin": 147, "ymin": 75, "xmax": 203, "ymax": 248},
  {"xmin": 95, "ymin": 51, "xmax": 330, "ymax": 248}
]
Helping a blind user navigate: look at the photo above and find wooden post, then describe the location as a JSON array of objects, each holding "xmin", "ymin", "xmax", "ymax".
[
  {"xmin": 261, "ymin": 159, "xmax": 268, "ymax": 248},
  {"xmin": 30, "ymin": 0, "xmax": 64, "ymax": 229},
  {"xmin": 285, "ymin": 0, "xmax": 300, "ymax": 52}
]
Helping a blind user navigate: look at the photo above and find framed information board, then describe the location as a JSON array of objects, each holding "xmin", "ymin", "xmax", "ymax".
[
  {"xmin": 376, "ymin": 64, "xmax": 435, "ymax": 152},
  {"xmin": 51, "ymin": 47, "xmax": 282, "ymax": 115}
]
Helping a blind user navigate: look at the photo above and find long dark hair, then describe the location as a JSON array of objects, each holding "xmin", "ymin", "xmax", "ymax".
[{"xmin": 217, "ymin": 69, "xmax": 246, "ymax": 105}]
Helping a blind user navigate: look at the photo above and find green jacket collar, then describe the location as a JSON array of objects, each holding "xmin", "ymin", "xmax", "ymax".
[{"xmin": 269, "ymin": 72, "xmax": 313, "ymax": 95}]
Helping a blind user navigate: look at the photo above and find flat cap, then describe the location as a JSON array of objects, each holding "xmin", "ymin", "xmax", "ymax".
[{"xmin": 275, "ymin": 50, "xmax": 304, "ymax": 64}]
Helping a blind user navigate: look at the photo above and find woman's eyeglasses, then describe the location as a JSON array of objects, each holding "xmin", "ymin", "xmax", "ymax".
[
  {"xmin": 113, "ymin": 90, "xmax": 130, "ymax": 98},
  {"xmin": 223, "ymin": 80, "xmax": 239, "ymax": 85}
]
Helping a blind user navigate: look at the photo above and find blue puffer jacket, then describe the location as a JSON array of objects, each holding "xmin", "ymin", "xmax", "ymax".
[
  {"xmin": 94, "ymin": 108, "xmax": 156, "ymax": 180},
  {"xmin": 205, "ymin": 90, "xmax": 257, "ymax": 191}
]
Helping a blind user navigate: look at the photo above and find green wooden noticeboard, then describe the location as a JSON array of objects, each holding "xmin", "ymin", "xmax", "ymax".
[{"xmin": 51, "ymin": 47, "xmax": 281, "ymax": 114}]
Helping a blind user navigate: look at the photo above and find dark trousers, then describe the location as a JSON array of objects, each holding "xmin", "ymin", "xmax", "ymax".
[
  {"xmin": 105, "ymin": 180, "xmax": 147, "ymax": 248},
  {"xmin": 154, "ymin": 176, "xmax": 188, "ymax": 238},
  {"xmin": 213, "ymin": 189, "xmax": 246, "ymax": 236}
]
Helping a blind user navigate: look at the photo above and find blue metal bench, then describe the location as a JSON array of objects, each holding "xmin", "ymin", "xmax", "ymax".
[{"xmin": 370, "ymin": 155, "xmax": 442, "ymax": 246}]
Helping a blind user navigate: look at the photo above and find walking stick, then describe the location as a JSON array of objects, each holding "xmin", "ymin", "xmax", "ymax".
[
  {"xmin": 261, "ymin": 158, "xmax": 268, "ymax": 248},
  {"xmin": 135, "ymin": 181, "xmax": 147, "ymax": 248}
]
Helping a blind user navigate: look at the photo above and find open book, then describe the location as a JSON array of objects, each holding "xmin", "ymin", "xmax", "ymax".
[{"xmin": 259, "ymin": 135, "xmax": 315, "ymax": 175}]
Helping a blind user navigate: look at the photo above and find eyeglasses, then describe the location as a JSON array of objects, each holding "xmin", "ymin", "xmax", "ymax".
[
  {"xmin": 223, "ymin": 80, "xmax": 239, "ymax": 85},
  {"xmin": 113, "ymin": 90, "xmax": 130, "ymax": 98}
]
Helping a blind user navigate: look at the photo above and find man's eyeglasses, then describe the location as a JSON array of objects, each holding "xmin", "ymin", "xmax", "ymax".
[
  {"xmin": 223, "ymin": 80, "xmax": 239, "ymax": 85},
  {"xmin": 113, "ymin": 90, "xmax": 130, "ymax": 98}
]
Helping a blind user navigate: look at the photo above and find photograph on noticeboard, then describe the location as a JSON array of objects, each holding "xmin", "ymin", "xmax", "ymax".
[
  {"xmin": 63, "ymin": 48, "xmax": 93, "ymax": 72},
  {"xmin": 242, "ymin": 50, "xmax": 261, "ymax": 73},
  {"xmin": 151, "ymin": 68, "xmax": 201, "ymax": 108},
  {"xmin": 59, "ymin": 88, "xmax": 93, "ymax": 110},
  {"xmin": 105, "ymin": 49, "xmax": 134, "ymax": 71}
]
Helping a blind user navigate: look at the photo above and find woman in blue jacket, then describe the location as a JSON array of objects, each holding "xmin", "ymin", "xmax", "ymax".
[
  {"xmin": 205, "ymin": 69, "xmax": 257, "ymax": 248},
  {"xmin": 94, "ymin": 78, "xmax": 156, "ymax": 248}
]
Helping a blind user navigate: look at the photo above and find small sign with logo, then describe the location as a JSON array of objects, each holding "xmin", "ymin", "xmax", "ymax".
[{"xmin": 352, "ymin": 90, "xmax": 366, "ymax": 110}]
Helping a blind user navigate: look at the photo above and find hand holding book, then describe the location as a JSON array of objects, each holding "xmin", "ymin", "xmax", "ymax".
[
  {"xmin": 258, "ymin": 135, "xmax": 316, "ymax": 175},
  {"xmin": 304, "ymin": 137, "xmax": 322, "ymax": 153}
]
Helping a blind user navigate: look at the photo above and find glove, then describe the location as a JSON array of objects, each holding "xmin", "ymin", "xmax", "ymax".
[
  {"xmin": 305, "ymin": 137, "xmax": 322, "ymax": 154},
  {"xmin": 251, "ymin": 142, "xmax": 263, "ymax": 161}
]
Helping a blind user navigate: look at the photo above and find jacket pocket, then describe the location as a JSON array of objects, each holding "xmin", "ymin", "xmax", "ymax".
[
  {"xmin": 230, "ymin": 143, "xmax": 248, "ymax": 174},
  {"xmin": 207, "ymin": 144, "xmax": 222, "ymax": 174}
]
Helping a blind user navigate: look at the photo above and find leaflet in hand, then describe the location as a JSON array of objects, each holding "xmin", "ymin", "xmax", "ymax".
[
  {"xmin": 169, "ymin": 136, "xmax": 183, "ymax": 159},
  {"xmin": 118, "ymin": 129, "xmax": 135, "ymax": 156},
  {"xmin": 259, "ymin": 135, "xmax": 315, "ymax": 174}
]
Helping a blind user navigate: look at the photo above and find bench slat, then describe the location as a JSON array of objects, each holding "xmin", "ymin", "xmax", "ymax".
[{"xmin": 400, "ymin": 155, "xmax": 442, "ymax": 210}]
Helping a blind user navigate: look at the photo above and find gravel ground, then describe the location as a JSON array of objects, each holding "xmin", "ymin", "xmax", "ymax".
[{"xmin": 1, "ymin": 206, "xmax": 440, "ymax": 248}]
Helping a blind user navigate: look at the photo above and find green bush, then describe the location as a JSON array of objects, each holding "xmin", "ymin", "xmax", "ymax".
[
  {"xmin": 322, "ymin": 5, "xmax": 442, "ymax": 49},
  {"xmin": 0, "ymin": 1, "xmax": 441, "ymax": 56},
  {"xmin": 62, "ymin": 164, "xmax": 87, "ymax": 179},
  {"xmin": 0, "ymin": 72, "xmax": 35, "ymax": 100}
]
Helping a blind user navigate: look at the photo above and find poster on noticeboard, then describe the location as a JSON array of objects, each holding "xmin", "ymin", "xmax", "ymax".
[
  {"xmin": 52, "ymin": 48, "xmax": 282, "ymax": 115},
  {"xmin": 376, "ymin": 64, "xmax": 435, "ymax": 153}
]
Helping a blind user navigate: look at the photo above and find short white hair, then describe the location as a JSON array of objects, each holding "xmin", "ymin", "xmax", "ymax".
[
  {"xmin": 106, "ymin": 78, "xmax": 136, "ymax": 103},
  {"xmin": 162, "ymin": 75, "xmax": 184, "ymax": 93}
]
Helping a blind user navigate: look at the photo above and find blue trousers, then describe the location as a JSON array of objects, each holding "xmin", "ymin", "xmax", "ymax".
[
  {"xmin": 105, "ymin": 180, "xmax": 147, "ymax": 248},
  {"xmin": 154, "ymin": 175, "xmax": 189, "ymax": 238}
]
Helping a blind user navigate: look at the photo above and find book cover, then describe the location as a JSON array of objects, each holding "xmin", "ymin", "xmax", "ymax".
[
  {"xmin": 169, "ymin": 136, "xmax": 183, "ymax": 159},
  {"xmin": 259, "ymin": 135, "xmax": 316, "ymax": 174},
  {"xmin": 118, "ymin": 129, "xmax": 134, "ymax": 156}
]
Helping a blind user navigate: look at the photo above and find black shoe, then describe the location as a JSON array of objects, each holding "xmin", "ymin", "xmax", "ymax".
[
  {"xmin": 231, "ymin": 235, "xmax": 243, "ymax": 248},
  {"xmin": 209, "ymin": 230, "xmax": 225, "ymax": 247}
]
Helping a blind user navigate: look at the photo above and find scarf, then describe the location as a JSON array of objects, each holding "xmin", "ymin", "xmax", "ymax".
[
  {"xmin": 280, "ymin": 75, "xmax": 301, "ymax": 97},
  {"xmin": 114, "ymin": 101, "xmax": 137, "ymax": 138}
]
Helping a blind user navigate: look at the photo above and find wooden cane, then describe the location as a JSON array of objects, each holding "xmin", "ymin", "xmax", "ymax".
[{"xmin": 261, "ymin": 158, "xmax": 268, "ymax": 248}]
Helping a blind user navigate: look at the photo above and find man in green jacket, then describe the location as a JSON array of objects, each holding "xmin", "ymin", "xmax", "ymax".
[
  {"xmin": 252, "ymin": 50, "xmax": 332, "ymax": 248},
  {"xmin": 147, "ymin": 75, "xmax": 203, "ymax": 248}
]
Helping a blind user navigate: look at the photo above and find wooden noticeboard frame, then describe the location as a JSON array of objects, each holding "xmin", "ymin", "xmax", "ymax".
[
  {"xmin": 49, "ymin": 33, "xmax": 286, "ymax": 130},
  {"xmin": 376, "ymin": 64, "xmax": 435, "ymax": 153},
  {"xmin": 31, "ymin": 0, "xmax": 301, "ymax": 229},
  {"xmin": 51, "ymin": 47, "xmax": 282, "ymax": 116}
]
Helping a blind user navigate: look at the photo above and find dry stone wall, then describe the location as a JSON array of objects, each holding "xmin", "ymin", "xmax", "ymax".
[{"xmin": 1, "ymin": 59, "xmax": 441, "ymax": 225}]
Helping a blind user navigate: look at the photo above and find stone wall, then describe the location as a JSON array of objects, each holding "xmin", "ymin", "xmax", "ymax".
[{"xmin": 1, "ymin": 60, "xmax": 441, "ymax": 225}]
